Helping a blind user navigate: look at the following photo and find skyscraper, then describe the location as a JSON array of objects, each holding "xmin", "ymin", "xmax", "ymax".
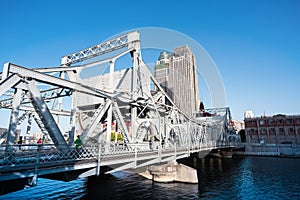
[
  {"xmin": 154, "ymin": 51, "xmax": 170, "ymax": 94},
  {"xmin": 154, "ymin": 46, "xmax": 199, "ymax": 117}
]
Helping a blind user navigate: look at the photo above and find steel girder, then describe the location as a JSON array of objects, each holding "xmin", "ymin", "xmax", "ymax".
[
  {"xmin": 25, "ymin": 80, "xmax": 67, "ymax": 147},
  {"xmin": 61, "ymin": 31, "xmax": 140, "ymax": 66},
  {"xmin": 3, "ymin": 63, "xmax": 111, "ymax": 99},
  {"xmin": 5, "ymin": 89, "xmax": 22, "ymax": 148},
  {"xmin": 0, "ymin": 30, "xmax": 240, "ymax": 160},
  {"xmin": 0, "ymin": 74, "xmax": 21, "ymax": 96},
  {"xmin": 81, "ymin": 99, "xmax": 112, "ymax": 143}
]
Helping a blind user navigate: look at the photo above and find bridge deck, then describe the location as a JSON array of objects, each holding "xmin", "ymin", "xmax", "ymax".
[{"xmin": 0, "ymin": 142, "xmax": 241, "ymax": 182}]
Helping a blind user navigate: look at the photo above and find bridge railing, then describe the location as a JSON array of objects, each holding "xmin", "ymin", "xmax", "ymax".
[
  {"xmin": 0, "ymin": 143, "xmax": 150, "ymax": 170},
  {"xmin": 0, "ymin": 141, "xmax": 243, "ymax": 172}
]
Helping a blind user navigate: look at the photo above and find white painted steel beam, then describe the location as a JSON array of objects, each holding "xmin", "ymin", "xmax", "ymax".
[
  {"xmin": 35, "ymin": 48, "xmax": 134, "ymax": 75},
  {"xmin": 112, "ymin": 101, "xmax": 131, "ymax": 143},
  {"xmin": 0, "ymin": 104, "xmax": 71, "ymax": 116},
  {"xmin": 68, "ymin": 109, "xmax": 77, "ymax": 145},
  {"xmin": 0, "ymin": 74, "xmax": 21, "ymax": 96},
  {"xmin": 75, "ymin": 47, "xmax": 134, "ymax": 70},
  {"xmin": 82, "ymin": 99, "xmax": 112, "ymax": 140},
  {"xmin": 5, "ymin": 88, "xmax": 22, "ymax": 149},
  {"xmin": 6, "ymin": 63, "xmax": 111, "ymax": 98},
  {"xmin": 61, "ymin": 31, "xmax": 139, "ymax": 66},
  {"xmin": 26, "ymin": 80, "xmax": 67, "ymax": 147}
]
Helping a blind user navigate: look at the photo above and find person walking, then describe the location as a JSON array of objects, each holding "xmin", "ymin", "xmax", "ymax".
[
  {"xmin": 74, "ymin": 135, "xmax": 82, "ymax": 151},
  {"xmin": 37, "ymin": 138, "xmax": 43, "ymax": 150},
  {"xmin": 37, "ymin": 138, "xmax": 43, "ymax": 145}
]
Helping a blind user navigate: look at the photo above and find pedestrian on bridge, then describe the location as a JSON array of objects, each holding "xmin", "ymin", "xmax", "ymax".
[
  {"xmin": 74, "ymin": 135, "xmax": 82, "ymax": 151},
  {"xmin": 37, "ymin": 138, "xmax": 43, "ymax": 150},
  {"xmin": 37, "ymin": 138, "xmax": 43, "ymax": 145}
]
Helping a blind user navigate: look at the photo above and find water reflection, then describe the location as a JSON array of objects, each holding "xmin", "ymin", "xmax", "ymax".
[
  {"xmin": 1, "ymin": 157, "xmax": 300, "ymax": 200},
  {"xmin": 83, "ymin": 171, "xmax": 200, "ymax": 200}
]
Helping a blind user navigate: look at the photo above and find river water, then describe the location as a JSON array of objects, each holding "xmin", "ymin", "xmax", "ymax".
[{"xmin": 1, "ymin": 156, "xmax": 299, "ymax": 200}]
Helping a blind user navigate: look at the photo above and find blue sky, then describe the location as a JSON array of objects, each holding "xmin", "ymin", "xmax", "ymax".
[{"xmin": 0, "ymin": 0, "xmax": 300, "ymax": 123}]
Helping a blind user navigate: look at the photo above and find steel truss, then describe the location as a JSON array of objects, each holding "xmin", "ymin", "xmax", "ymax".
[{"xmin": 0, "ymin": 30, "xmax": 240, "ymax": 172}]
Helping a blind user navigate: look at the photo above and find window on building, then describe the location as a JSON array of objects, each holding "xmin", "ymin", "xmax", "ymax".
[
  {"xmin": 268, "ymin": 119, "xmax": 274, "ymax": 125},
  {"xmin": 260, "ymin": 128, "xmax": 267, "ymax": 134},
  {"xmin": 246, "ymin": 120, "xmax": 256, "ymax": 126},
  {"xmin": 269, "ymin": 128, "xmax": 275, "ymax": 134},
  {"xmin": 288, "ymin": 127, "xmax": 294, "ymax": 133},
  {"xmin": 259, "ymin": 120, "xmax": 265, "ymax": 125},
  {"xmin": 278, "ymin": 119, "xmax": 283, "ymax": 125},
  {"xmin": 296, "ymin": 118, "xmax": 300, "ymax": 124},
  {"xmin": 279, "ymin": 127, "xmax": 285, "ymax": 134},
  {"xmin": 287, "ymin": 119, "xmax": 293, "ymax": 124}
]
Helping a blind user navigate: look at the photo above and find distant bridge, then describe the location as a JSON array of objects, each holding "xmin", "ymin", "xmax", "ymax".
[{"xmin": 0, "ymin": 30, "xmax": 241, "ymax": 193}]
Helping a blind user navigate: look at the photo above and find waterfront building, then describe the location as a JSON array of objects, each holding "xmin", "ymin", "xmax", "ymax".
[
  {"xmin": 244, "ymin": 110, "xmax": 254, "ymax": 119},
  {"xmin": 154, "ymin": 46, "xmax": 200, "ymax": 117},
  {"xmin": 244, "ymin": 114, "xmax": 300, "ymax": 144}
]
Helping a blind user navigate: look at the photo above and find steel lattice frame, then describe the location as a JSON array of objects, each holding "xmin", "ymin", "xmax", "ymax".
[{"xmin": 0, "ymin": 30, "xmax": 240, "ymax": 175}]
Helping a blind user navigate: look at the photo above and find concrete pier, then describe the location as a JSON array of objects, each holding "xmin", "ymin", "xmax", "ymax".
[
  {"xmin": 208, "ymin": 149, "xmax": 234, "ymax": 159},
  {"xmin": 139, "ymin": 161, "xmax": 198, "ymax": 183}
]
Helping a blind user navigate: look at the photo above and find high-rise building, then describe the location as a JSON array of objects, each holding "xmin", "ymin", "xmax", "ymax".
[
  {"xmin": 154, "ymin": 51, "xmax": 170, "ymax": 94},
  {"xmin": 154, "ymin": 46, "xmax": 199, "ymax": 117}
]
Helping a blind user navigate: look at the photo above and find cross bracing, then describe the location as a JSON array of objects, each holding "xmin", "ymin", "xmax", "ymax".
[{"xmin": 0, "ymin": 30, "xmax": 241, "ymax": 180}]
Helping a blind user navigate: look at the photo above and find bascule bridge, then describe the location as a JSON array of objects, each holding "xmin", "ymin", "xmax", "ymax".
[{"xmin": 0, "ymin": 30, "xmax": 241, "ymax": 194}]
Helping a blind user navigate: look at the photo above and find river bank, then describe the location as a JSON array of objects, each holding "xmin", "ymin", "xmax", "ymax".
[{"xmin": 234, "ymin": 143, "xmax": 300, "ymax": 158}]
